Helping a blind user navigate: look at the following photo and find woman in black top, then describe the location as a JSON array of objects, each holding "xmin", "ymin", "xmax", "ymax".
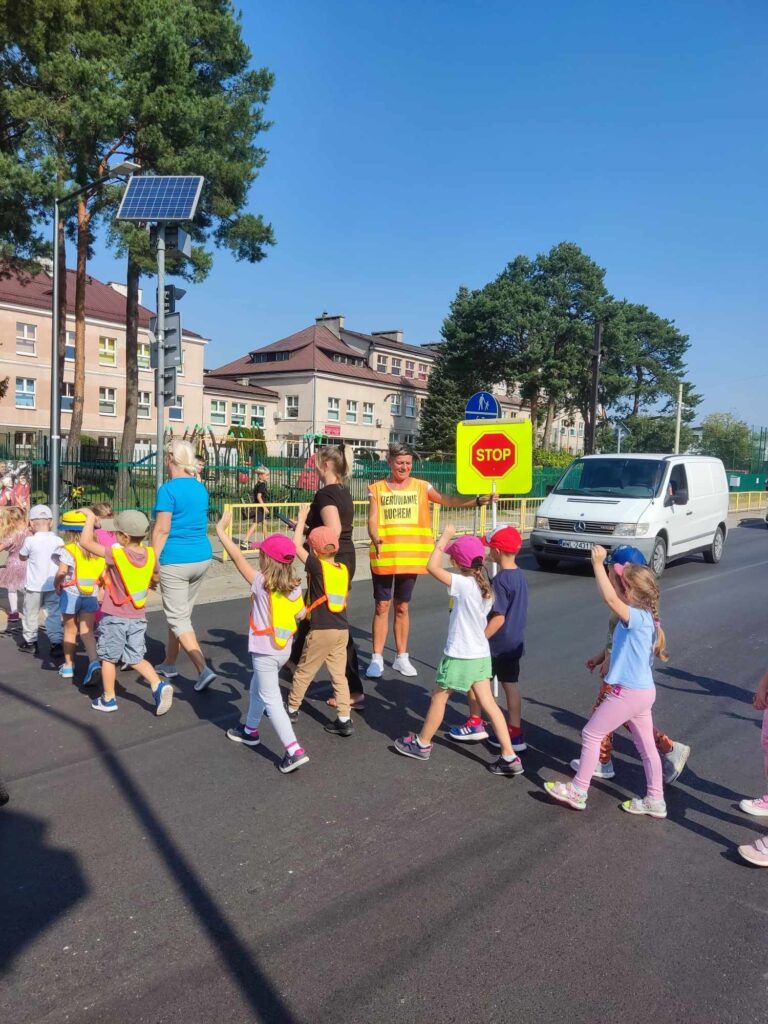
[
  {"xmin": 289, "ymin": 444, "xmax": 364, "ymax": 705},
  {"xmin": 243, "ymin": 466, "xmax": 270, "ymax": 549}
]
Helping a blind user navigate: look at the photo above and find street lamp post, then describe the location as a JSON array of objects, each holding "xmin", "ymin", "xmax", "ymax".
[{"xmin": 49, "ymin": 161, "xmax": 140, "ymax": 524}]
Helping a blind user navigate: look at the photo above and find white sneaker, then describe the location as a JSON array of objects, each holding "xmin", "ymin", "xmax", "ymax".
[
  {"xmin": 391, "ymin": 653, "xmax": 418, "ymax": 677},
  {"xmin": 194, "ymin": 666, "xmax": 217, "ymax": 692},
  {"xmin": 365, "ymin": 655, "xmax": 384, "ymax": 679},
  {"xmin": 570, "ymin": 757, "xmax": 615, "ymax": 780},
  {"xmin": 156, "ymin": 663, "xmax": 179, "ymax": 679}
]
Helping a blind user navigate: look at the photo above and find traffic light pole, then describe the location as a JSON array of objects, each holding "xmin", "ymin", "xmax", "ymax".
[{"xmin": 155, "ymin": 223, "xmax": 166, "ymax": 491}]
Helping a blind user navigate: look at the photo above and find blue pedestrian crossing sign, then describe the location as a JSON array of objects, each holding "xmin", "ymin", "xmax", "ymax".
[{"xmin": 464, "ymin": 391, "xmax": 501, "ymax": 420}]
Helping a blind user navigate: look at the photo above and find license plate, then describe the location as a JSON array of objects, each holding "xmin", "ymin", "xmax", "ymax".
[{"xmin": 559, "ymin": 539, "xmax": 591, "ymax": 550}]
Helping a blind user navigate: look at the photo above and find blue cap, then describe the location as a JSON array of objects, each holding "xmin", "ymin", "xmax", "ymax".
[{"xmin": 607, "ymin": 545, "xmax": 647, "ymax": 566}]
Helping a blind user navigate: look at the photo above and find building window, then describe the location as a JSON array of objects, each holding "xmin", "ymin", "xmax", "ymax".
[
  {"xmin": 404, "ymin": 394, "xmax": 416, "ymax": 418},
  {"xmin": 176, "ymin": 345, "xmax": 185, "ymax": 376},
  {"xmin": 15, "ymin": 377, "xmax": 36, "ymax": 409},
  {"xmin": 403, "ymin": 433, "xmax": 416, "ymax": 445},
  {"xmin": 99, "ymin": 386, "xmax": 116, "ymax": 416},
  {"xmin": 14, "ymin": 431, "xmax": 36, "ymax": 452},
  {"xmin": 418, "ymin": 362, "xmax": 428, "ymax": 381},
  {"xmin": 391, "ymin": 357, "xmax": 402, "ymax": 376},
  {"xmin": 250, "ymin": 404, "xmax": 265, "ymax": 428},
  {"xmin": 390, "ymin": 393, "xmax": 401, "ymax": 416},
  {"xmin": 210, "ymin": 400, "xmax": 227, "ymax": 426},
  {"xmin": 138, "ymin": 391, "xmax": 151, "ymax": 419},
  {"xmin": 98, "ymin": 436, "xmax": 115, "ymax": 452},
  {"xmin": 363, "ymin": 401, "xmax": 374, "ymax": 425},
  {"xmin": 61, "ymin": 382, "xmax": 75, "ymax": 412},
  {"xmin": 252, "ymin": 350, "xmax": 290, "ymax": 364},
  {"xmin": 231, "ymin": 402, "xmax": 246, "ymax": 427},
  {"xmin": 65, "ymin": 330, "xmax": 75, "ymax": 361},
  {"xmin": 376, "ymin": 354, "xmax": 388, "ymax": 373},
  {"xmin": 16, "ymin": 322, "xmax": 37, "ymax": 357},
  {"xmin": 578, "ymin": 422, "xmax": 584, "ymax": 434},
  {"xmin": 405, "ymin": 360, "xmax": 415, "ymax": 378},
  {"xmin": 285, "ymin": 395, "xmax": 299, "ymax": 419},
  {"xmin": 168, "ymin": 395, "xmax": 183, "ymax": 422},
  {"xmin": 389, "ymin": 431, "xmax": 399, "ymax": 444},
  {"xmin": 327, "ymin": 397, "xmax": 340, "ymax": 423},
  {"xmin": 138, "ymin": 342, "xmax": 151, "ymax": 369},
  {"xmin": 99, "ymin": 336, "xmax": 117, "ymax": 366},
  {"xmin": 346, "ymin": 400, "xmax": 357, "ymax": 424},
  {"xmin": 285, "ymin": 441, "xmax": 301, "ymax": 458}
]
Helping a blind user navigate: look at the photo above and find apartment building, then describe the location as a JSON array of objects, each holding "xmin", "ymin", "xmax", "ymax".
[
  {"xmin": 0, "ymin": 266, "xmax": 208, "ymax": 453},
  {"xmin": 207, "ymin": 313, "xmax": 529, "ymax": 456}
]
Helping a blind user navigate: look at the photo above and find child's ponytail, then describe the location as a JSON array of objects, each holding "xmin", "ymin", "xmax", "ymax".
[
  {"xmin": 622, "ymin": 564, "xmax": 669, "ymax": 662},
  {"xmin": 468, "ymin": 562, "xmax": 491, "ymax": 600}
]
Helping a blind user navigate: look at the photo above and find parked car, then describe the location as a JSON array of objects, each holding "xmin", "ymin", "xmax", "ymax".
[{"xmin": 530, "ymin": 454, "xmax": 729, "ymax": 576}]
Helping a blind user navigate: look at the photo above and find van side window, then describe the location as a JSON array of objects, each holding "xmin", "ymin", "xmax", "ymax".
[{"xmin": 668, "ymin": 465, "xmax": 688, "ymax": 499}]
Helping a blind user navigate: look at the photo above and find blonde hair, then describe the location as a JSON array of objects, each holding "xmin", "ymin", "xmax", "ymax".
[
  {"xmin": 621, "ymin": 564, "xmax": 668, "ymax": 661},
  {"xmin": 60, "ymin": 529, "xmax": 100, "ymax": 560},
  {"xmin": 260, "ymin": 555, "xmax": 301, "ymax": 596},
  {"xmin": 0, "ymin": 506, "xmax": 26, "ymax": 539},
  {"xmin": 90, "ymin": 502, "xmax": 113, "ymax": 518},
  {"xmin": 316, "ymin": 445, "xmax": 349, "ymax": 483},
  {"xmin": 167, "ymin": 439, "xmax": 198, "ymax": 476},
  {"xmin": 456, "ymin": 562, "xmax": 492, "ymax": 600}
]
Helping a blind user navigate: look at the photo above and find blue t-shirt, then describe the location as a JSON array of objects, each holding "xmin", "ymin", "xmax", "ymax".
[
  {"xmin": 488, "ymin": 567, "xmax": 528, "ymax": 658},
  {"xmin": 605, "ymin": 607, "xmax": 655, "ymax": 690},
  {"xmin": 154, "ymin": 478, "xmax": 212, "ymax": 565}
]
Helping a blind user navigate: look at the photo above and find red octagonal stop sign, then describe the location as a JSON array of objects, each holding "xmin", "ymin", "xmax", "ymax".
[{"xmin": 470, "ymin": 432, "xmax": 517, "ymax": 478}]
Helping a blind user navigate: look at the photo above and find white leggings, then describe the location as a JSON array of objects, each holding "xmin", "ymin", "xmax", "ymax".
[{"xmin": 246, "ymin": 652, "xmax": 300, "ymax": 751}]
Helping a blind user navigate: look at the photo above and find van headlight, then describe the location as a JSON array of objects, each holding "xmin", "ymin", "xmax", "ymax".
[
  {"xmin": 535, "ymin": 516, "xmax": 549, "ymax": 529},
  {"xmin": 614, "ymin": 523, "xmax": 649, "ymax": 536}
]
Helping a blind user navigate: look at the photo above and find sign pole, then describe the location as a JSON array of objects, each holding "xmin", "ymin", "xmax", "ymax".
[{"xmin": 490, "ymin": 479, "xmax": 499, "ymax": 697}]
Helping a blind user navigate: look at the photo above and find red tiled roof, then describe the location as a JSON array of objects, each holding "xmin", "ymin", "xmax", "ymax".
[
  {"xmin": 341, "ymin": 327, "xmax": 434, "ymax": 359},
  {"xmin": 202, "ymin": 375, "xmax": 278, "ymax": 401},
  {"xmin": 0, "ymin": 264, "xmax": 206, "ymax": 340}
]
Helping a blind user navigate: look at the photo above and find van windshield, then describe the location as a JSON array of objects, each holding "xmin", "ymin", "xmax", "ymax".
[{"xmin": 554, "ymin": 458, "xmax": 666, "ymax": 498}]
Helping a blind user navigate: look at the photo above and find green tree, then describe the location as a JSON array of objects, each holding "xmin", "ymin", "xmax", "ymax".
[
  {"xmin": 417, "ymin": 355, "xmax": 468, "ymax": 451},
  {"xmin": 698, "ymin": 413, "xmax": 752, "ymax": 468}
]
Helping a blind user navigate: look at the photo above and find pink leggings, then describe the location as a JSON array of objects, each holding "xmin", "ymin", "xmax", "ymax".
[
  {"xmin": 762, "ymin": 709, "xmax": 768, "ymax": 779},
  {"xmin": 574, "ymin": 685, "xmax": 663, "ymax": 801}
]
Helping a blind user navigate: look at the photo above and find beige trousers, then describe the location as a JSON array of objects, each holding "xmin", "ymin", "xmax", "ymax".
[{"xmin": 288, "ymin": 628, "xmax": 351, "ymax": 717}]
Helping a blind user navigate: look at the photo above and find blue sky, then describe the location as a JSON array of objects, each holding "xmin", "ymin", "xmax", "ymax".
[{"xmin": 90, "ymin": 0, "xmax": 768, "ymax": 423}]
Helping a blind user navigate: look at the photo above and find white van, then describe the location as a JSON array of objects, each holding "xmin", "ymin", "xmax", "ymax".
[{"xmin": 530, "ymin": 454, "xmax": 729, "ymax": 576}]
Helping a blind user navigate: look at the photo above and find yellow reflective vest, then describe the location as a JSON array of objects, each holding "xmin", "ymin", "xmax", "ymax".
[
  {"xmin": 104, "ymin": 545, "xmax": 157, "ymax": 609},
  {"xmin": 65, "ymin": 542, "xmax": 106, "ymax": 595},
  {"xmin": 368, "ymin": 477, "xmax": 434, "ymax": 575},
  {"xmin": 306, "ymin": 559, "xmax": 349, "ymax": 615},
  {"xmin": 250, "ymin": 590, "xmax": 304, "ymax": 649}
]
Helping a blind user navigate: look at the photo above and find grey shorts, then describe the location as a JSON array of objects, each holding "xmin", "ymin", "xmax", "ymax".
[
  {"xmin": 97, "ymin": 614, "xmax": 147, "ymax": 665},
  {"xmin": 159, "ymin": 559, "xmax": 211, "ymax": 636}
]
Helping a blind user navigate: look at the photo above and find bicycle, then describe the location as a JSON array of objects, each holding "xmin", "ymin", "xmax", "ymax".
[{"xmin": 59, "ymin": 480, "xmax": 86, "ymax": 511}]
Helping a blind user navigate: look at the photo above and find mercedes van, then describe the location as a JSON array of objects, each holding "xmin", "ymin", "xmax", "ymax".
[{"xmin": 530, "ymin": 454, "xmax": 729, "ymax": 576}]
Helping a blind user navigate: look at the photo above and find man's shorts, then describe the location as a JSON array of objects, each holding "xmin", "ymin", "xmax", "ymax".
[
  {"xmin": 59, "ymin": 590, "xmax": 99, "ymax": 616},
  {"xmin": 491, "ymin": 646, "xmax": 524, "ymax": 683},
  {"xmin": 96, "ymin": 614, "xmax": 147, "ymax": 666},
  {"xmin": 371, "ymin": 573, "xmax": 418, "ymax": 604}
]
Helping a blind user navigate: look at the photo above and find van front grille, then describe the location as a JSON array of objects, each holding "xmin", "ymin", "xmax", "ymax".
[{"xmin": 548, "ymin": 518, "xmax": 616, "ymax": 536}]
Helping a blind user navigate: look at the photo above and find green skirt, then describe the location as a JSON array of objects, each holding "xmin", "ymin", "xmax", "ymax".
[{"xmin": 435, "ymin": 654, "xmax": 492, "ymax": 693}]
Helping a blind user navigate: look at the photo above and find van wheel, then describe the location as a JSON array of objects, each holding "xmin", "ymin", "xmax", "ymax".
[
  {"xmin": 650, "ymin": 536, "xmax": 667, "ymax": 577},
  {"xmin": 703, "ymin": 526, "xmax": 724, "ymax": 564},
  {"xmin": 534, "ymin": 555, "xmax": 559, "ymax": 571}
]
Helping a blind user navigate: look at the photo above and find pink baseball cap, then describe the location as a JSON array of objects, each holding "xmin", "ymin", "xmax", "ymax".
[
  {"xmin": 259, "ymin": 534, "xmax": 296, "ymax": 564},
  {"xmin": 445, "ymin": 535, "xmax": 486, "ymax": 568}
]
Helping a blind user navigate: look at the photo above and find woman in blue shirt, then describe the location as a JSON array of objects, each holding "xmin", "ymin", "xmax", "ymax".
[{"xmin": 151, "ymin": 440, "xmax": 216, "ymax": 692}]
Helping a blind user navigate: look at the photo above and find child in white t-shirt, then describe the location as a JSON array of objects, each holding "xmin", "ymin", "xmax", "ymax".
[
  {"xmin": 19, "ymin": 504, "xmax": 63, "ymax": 655},
  {"xmin": 394, "ymin": 524, "xmax": 523, "ymax": 775}
]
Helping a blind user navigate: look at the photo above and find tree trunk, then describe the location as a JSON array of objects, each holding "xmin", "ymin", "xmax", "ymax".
[
  {"xmin": 67, "ymin": 198, "xmax": 89, "ymax": 458},
  {"xmin": 632, "ymin": 365, "xmax": 642, "ymax": 416},
  {"xmin": 542, "ymin": 395, "xmax": 556, "ymax": 448},
  {"xmin": 114, "ymin": 254, "xmax": 140, "ymax": 509}
]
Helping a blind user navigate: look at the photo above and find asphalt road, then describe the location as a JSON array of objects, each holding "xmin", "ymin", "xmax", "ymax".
[{"xmin": 2, "ymin": 518, "xmax": 767, "ymax": 1024}]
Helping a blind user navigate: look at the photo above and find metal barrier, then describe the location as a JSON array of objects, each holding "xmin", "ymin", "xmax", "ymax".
[
  {"xmin": 728, "ymin": 491, "xmax": 768, "ymax": 512},
  {"xmin": 221, "ymin": 497, "xmax": 547, "ymax": 561}
]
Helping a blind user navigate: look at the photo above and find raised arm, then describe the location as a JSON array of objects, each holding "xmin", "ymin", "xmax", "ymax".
[
  {"xmin": 292, "ymin": 505, "xmax": 310, "ymax": 565},
  {"xmin": 429, "ymin": 487, "xmax": 493, "ymax": 510},
  {"xmin": 427, "ymin": 523, "xmax": 456, "ymax": 586},
  {"xmin": 591, "ymin": 545, "xmax": 630, "ymax": 623},
  {"xmin": 80, "ymin": 509, "xmax": 108, "ymax": 559},
  {"xmin": 216, "ymin": 510, "xmax": 257, "ymax": 585}
]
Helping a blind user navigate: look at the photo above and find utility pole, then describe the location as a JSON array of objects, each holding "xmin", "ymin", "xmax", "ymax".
[
  {"xmin": 155, "ymin": 224, "xmax": 166, "ymax": 491},
  {"xmin": 674, "ymin": 382, "xmax": 684, "ymax": 454},
  {"xmin": 585, "ymin": 321, "xmax": 603, "ymax": 454}
]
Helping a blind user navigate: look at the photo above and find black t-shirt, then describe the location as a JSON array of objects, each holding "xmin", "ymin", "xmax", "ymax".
[
  {"xmin": 305, "ymin": 552, "xmax": 348, "ymax": 630},
  {"xmin": 252, "ymin": 481, "xmax": 270, "ymax": 503},
  {"xmin": 305, "ymin": 484, "xmax": 355, "ymax": 576}
]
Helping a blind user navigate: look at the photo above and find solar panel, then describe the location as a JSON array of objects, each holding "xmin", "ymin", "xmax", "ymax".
[{"xmin": 116, "ymin": 175, "xmax": 204, "ymax": 222}]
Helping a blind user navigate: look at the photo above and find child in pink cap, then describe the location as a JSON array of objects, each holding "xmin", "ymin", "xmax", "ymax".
[{"xmin": 394, "ymin": 524, "xmax": 523, "ymax": 775}]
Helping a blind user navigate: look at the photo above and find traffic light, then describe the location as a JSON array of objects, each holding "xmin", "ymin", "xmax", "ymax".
[
  {"xmin": 163, "ymin": 284, "xmax": 186, "ymax": 315},
  {"xmin": 149, "ymin": 312, "xmax": 182, "ymax": 369},
  {"xmin": 155, "ymin": 366, "xmax": 178, "ymax": 406}
]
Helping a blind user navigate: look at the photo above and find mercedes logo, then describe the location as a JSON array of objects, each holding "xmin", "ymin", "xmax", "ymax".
[{"xmin": 575, "ymin": 520, "xmax": 587, "ymax": 533}]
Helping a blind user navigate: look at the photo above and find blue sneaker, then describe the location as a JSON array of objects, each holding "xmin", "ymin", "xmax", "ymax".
[
  {"xmin": 153, "ymin": 681, "xmax": 174, "ymax": 716},
  {"xmin": 394, "ymin": 734, "xmax": 432, "ymax": 761},
  {"xmin": 58, "ymin": 664, "xmax": 74, "ymax": 680},
  {"xmin": 448, "ymin": 718, "xmax": 489, "ymax": 742},
  {"xmin": 83, "ymin": 660, "xmax": 101, "ymax": 687},
  {"xmin": 92, "ymin": 696, "xmax": 118, "ymax": 713},
  {"xmin": 487, "ymin": 724, "xmax": 527, "ymax": 753},
  {"xmin": 278, "ymin": 748, "xmax": 309, "ymax": 773},
  {"xmin": 227, "ymin": 724, "xmax": 261, "ymax": 746}
]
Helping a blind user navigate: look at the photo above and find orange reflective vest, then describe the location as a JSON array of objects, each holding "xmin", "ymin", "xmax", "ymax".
[
  {"xmin": 306, "ymin": 559, "xmax": 349, "ymax": 615},
  {"xmin": 250, "ymin": 590, "xmax": 304, "ymax": 649},
  {"xmin": 65, "ymin": 542, "xmax": 106, "ymax": 595},
  {"xmin": 103, "ymin": 545, "xmax": 156, "ymax": 609},
  {"xmin": 368, "ymin": 477, "xmax": 434, "ymax": 575}
]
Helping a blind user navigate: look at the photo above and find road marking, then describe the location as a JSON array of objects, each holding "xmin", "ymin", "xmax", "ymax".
[{"xmin": 664, "ymin": 559, "xmax": 768, "ymax": 593}]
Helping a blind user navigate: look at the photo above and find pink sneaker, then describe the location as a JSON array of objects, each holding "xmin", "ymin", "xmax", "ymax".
[
  {"xmin": 739, "ymin": 795, "xmax": 768, "ymax": 817},
  {"xmin": 738, "ymin": 835, "xmax": 768, "ymax": 867}
]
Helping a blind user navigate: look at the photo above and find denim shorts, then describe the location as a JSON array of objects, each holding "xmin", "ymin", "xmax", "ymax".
[
  {"xmin": 59, "ymin": 591, "xmax": 100, "ymax": 616},
  {"xmin": 96, "ymin": 614, "xmax": 147, "ymax": 666}
]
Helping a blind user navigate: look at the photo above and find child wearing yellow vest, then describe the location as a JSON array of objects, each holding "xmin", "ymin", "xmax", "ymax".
[
  {"xmin": 216, "ymin": 510, "xmax": 309, "ymax": 773},
  {"xmin": 52, "ymin": 510, "xmax": 102, "ymax": 685},
  {"xmin": 79, "ymin": 509, "xmax": 173, "ymax": 717},
  {"xmin": 288, "ymin": 506, "xmax": 353, "ymax": 736}
]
